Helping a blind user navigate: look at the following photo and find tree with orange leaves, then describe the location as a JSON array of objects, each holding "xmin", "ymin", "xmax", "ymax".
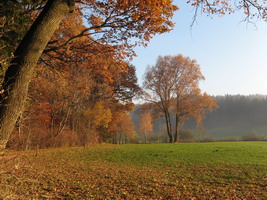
[
  {"xmin": 139, "ymin": 111, "xmax": 153, "ymax": 143},
  {"xmin": 4, "ymin": 11, "xmax": 141, "ymax": 149},
  {"xmin": 0, "ymin": 0, "xmax": 177, "ymax": 150},
  {"xmin": 143, "ymin": 54, "xmax": 217, "ymax": 143},
  {"xmin": 109, "ymin": 111, "xmax": 136, "ymax": 144},
  {"xmin": 1, "ymin": 0, "xmax": 266, "ymax": 149}
]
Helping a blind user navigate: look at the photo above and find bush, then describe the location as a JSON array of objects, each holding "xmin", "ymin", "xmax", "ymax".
[
  {"xmin": 242, "ymin": 130, "xmax": 264, "ymax": 141},
  {"xmin": 178, "ymin": 129, "xmax": 195, "ymax": 142}
]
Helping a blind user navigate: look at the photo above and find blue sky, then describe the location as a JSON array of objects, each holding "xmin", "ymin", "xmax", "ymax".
[{"xmin": 131, "ymin": 2, "xmax": 267, "ymax": 96}]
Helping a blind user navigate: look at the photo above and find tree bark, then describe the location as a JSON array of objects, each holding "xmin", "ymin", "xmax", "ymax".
[
  {"xmin": 174, "ymin": 114, "xmax": 179, "ymax": 142},
  {"xmin": 163, "ymin": 110, "xmax": 173, "ymax": 143},
  {"xmin": 144, "ymin": 130, "xmax": 147, "ymax": 144},
  {"xmin": 0, "ymin": 0, "xmax": 74, "ymax": 150}
]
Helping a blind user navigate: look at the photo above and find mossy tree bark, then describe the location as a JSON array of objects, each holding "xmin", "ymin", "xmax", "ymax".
[{"xmin": 0, "ymin": 0, "xmax": 74, "ymax": 150}]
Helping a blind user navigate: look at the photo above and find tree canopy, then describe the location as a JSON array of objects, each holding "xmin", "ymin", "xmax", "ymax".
[
  {"xmin": 1, "ymin": 0, "xmax": 267, "ymax": 149},
  {"xmin": 143, "ymin": 54, "xmax": 217, "ymax": 143}
]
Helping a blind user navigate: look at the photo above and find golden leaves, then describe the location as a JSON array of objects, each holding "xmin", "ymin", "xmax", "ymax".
[{"xmin": 84, "ymin": 102, "xmax": 112, "ymax": 128}]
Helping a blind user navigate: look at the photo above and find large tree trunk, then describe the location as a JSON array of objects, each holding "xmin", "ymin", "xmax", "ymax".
[
  {"xmin": 0, "ymin": 0, "xmax": 74, "ymax": 151},
  {"xmin": 163, "ymin": 110, "xmax": 173, "ymax": 143}
]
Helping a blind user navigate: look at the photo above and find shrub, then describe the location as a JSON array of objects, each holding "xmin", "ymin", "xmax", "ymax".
[
  {"xmin": 242, "ymin": 130, "xmax": 264, "ymax": 141},
  {"xmin": 178, "ymin": 129, "xmax": 195, "ymax": 142}
]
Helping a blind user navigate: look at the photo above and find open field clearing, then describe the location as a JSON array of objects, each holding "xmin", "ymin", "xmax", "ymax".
[{"xmin": 0, "ymin": 142, "xmax": 267, "ymax": 199}]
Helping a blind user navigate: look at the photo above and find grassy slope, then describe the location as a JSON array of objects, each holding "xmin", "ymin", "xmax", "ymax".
[{"xmin": 0, "ymin": 142, "xmax": 267, "ymax": 199}]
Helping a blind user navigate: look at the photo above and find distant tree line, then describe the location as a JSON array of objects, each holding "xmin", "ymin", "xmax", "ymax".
[
  {"xmin": 132, "ymin": 95, "xmax": 267, "ymax": 142},
  {"xmin": 201, "ymin": 95, "xmax": 267, "ymax": 129}
]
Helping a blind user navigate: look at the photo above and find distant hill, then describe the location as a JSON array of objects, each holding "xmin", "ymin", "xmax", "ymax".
[{"xmin": 132, "ymin": 94, "xmax": 267, "ymax": 140}]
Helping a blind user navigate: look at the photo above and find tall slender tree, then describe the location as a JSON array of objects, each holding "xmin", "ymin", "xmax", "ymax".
[{"xmin": 139, "ymin": 111, "xmax": 153, "ymax": 143}]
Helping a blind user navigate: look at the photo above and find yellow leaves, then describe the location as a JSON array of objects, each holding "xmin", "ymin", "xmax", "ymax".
[
  {"xmin": 84, "ymin": 102, "xmax": 112, "ymax": 128},
  {"xmin": 109, "ymin": 111, "xmax": 136, "ymax": 139},
  {"xmin": 140, "ymin": 111, "xmax": 153, "ymax": 134}
]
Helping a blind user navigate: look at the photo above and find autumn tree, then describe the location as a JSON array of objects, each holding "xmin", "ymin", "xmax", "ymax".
[
  {"xmin": 1, "ymin": 0, "xmax": 267, "ymax": 150},
  {"xmin": 109, "ymin": 111, "xmax": 136, "ymax": 144},
  {"xmin": 9, "ymin": 42, "xmax": 140, "ymax": 148},
  {"xmin": 139, "ymin": 111, "xmax": 153, "ymax": 143},
  {"xmin": 0, "ymin": 0, "xmax": 37, "ymax": 72},
  {"xmin": 143, "ymin": 54, "xmax": 217, "ymax": 143},
  {"xmin": 4, "ymin": 10, "xmax": 141, "ymax": 149},
  {"xmin": 0, "ymin": 0, "xmax": 177, "ymax": 150},
  {"xmin": 8, "ymin": 56, "xmax": 139, "ymax": 148}
]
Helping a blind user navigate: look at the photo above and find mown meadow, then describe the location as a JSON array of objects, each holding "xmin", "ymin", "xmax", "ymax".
[{"xmin": 1, "ymin": 142, "xmax": 266, "ymax": 199}]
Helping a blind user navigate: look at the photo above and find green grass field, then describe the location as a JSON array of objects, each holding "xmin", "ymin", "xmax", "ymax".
[{"xmin": 1, "ymin": 142, "xmax": 267, "ymax": 199}]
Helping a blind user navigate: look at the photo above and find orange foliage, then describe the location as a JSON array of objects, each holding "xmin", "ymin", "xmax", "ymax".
[
  {"xmin": 143, "ymin": 54, "xmax": 217, "ymax": 143},
  {"xmin": 109, "ymin": 110, "xmax": 136, "ymax": 144},
  {"xmin": 139, "ymin": 110, "xmax": 153, "ymax": 143},
  {"xmin": 6, "ymin": 0, "xmax": 177, "ymax": 149}
]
